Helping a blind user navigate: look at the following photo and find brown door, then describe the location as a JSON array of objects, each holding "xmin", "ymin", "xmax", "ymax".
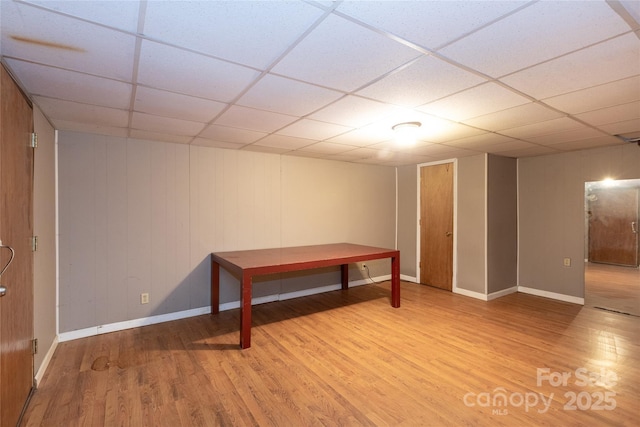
[
  {"xmin": 588, "ymin": 187, "xmax": 639, "ymax": 267},
  {"xmin": 0, "ymin": 65, "xmax": 35, "ymax": 426},
  {"xmin": 420, "ymin": 163, "xmax": 454, "ymax": 291}
]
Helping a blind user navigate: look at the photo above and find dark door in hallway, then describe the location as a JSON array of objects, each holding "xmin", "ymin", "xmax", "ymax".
[{"xmin": 588, "ymin": 187, "xmax": 639, "ymax": 267}]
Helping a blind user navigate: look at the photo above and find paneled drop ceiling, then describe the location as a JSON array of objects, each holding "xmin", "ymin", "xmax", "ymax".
[{"xmin": 1, "ymin": 0, "xmax": 639, "ymax": 166}]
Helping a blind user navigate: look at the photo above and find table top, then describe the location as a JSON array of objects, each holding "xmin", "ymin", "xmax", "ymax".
[{"xmin": 211, "ymin": 243, "xmax": 398, "ymax": 272}]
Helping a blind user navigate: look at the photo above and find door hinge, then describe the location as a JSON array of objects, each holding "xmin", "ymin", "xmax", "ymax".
[
  {"xmin": 30, "ymin": 132, "xmax": 38, "ymax": 148},
  {"xmin": 32, "ymin": 338, "xmax": 38, "ymax": 355},
  {"xmin": 32, "ymin": 236, "xmax": 38, "ymax": 252}
]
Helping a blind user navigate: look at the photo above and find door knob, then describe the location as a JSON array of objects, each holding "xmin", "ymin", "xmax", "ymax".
[
  {"xmin": 0, "ymin": 286, "xmax": 5, "ymax": 297},
  {"xmin": 446, "ymin": 231, "xmax": 453, "ymax": 237}
]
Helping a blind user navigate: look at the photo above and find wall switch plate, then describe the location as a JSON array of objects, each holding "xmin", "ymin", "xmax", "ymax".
[
  {"xmin": 140, "ymin": 293, "xmax": 149, "ymax": 304},
  {"xmin": 563, "ymin": 258, "xmax": 571, "ymax": 267}
]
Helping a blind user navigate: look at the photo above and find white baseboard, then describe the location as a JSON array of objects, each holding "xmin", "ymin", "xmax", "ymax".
[
  {"xmin": 34, "ymin": 335, "xmax": 59, "ymax": 388},
  {"xmin": 58, "ymin": 306, "xmax": 212, "ymax": 342},
  {"xmin": 518, "ymin": 286, "xmax": 584, "ymax": 305},
  {"xmin": 453, "ymin": 287, "xmax": 488, "ymax": 301},
  {"xmin": 451, "ymin": 286, "xmax": 518, "ymax": 301},
  {"xmin": 487, "ymin": 286, "xmax": 518, "ymax": 301},
  {"xmin": 59, "ymin": 276, "xmax": 389, "ymax": 343}
]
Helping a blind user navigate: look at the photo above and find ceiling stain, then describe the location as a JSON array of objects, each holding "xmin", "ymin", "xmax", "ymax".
[{"xmin": 10, "ymin": 35, "xmax": 85, "ymax": 52}]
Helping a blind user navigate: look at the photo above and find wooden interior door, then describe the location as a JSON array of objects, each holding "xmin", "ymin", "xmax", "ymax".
[
  {"xmin": 0, "ymin": 65, "xmax": 35, "ymax": 426},
  {"xmin": 588, "ymin": 187, "xmax": 639, "ymax": 267},
  {"xmin": 420, "ymin": 163, "xmax": 454, "ymax": 291}
]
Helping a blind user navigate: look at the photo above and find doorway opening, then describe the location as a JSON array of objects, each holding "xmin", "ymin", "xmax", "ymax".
[{"xmin": 584, "ymin": 179, "xmax": 640, "ymax": 316}]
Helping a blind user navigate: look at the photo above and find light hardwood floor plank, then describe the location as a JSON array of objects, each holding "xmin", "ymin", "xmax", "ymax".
[{"xmin": 23, "ymin": 279, "xmax": 639, "ymax": 426}]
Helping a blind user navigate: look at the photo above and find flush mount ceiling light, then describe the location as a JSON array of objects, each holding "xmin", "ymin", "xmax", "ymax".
[{"xmin": 392, "ymin": 121, "xmax": 421, "ymax": 146}]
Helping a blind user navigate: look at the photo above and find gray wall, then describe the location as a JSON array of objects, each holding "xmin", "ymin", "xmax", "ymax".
[
  {"xmin": 518, "ymin": 144, "xmax": 640, "ymax": 299},
  {"xmin": 33, "ymin": 105, "xmax": 57, "ymax": 375},
  {"xmin": 487, "ymin": 154, "xmax": 517, "ymax": 294},
  {"xmin": 58, "ymin": 131, "xmax": 396, "ymax": 333},
  {"xmin": 396, "ymin": 155, "xmax": 490, "ymax": 293},
  {"xmin": 397, "ymin": 165, "xmax": 417, "ymax": 278},
  {"xmin": 456, "ymin": 155, "xmax": 487, "ymax": 294}
]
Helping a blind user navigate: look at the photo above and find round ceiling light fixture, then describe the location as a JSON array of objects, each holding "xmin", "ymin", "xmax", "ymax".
[{"xmin": 392, "ymin": 121, "xmax": 421, "ymax": 146}]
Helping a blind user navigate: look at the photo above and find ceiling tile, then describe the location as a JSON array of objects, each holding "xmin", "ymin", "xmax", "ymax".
[
  {"xmin": 23, "ymin": 0, "xmax": 141, "ymax": 32},
  {"xmin": 418, "ymin": 121, "xmax": 487, "ymax": 144},
  {"xmin": 2, "ymin": 1, "xmax": 136, "ymax": 80},
  {"xmin": 542, "ymin": 75, "xmax": 640, "ymax": 114},
  {"xmin": 242, "ymin": 145, "xmax": 291, "ymax": 155},
  {"xmin": 484, "ymin": 140, "xmax": 545, "ymax": 153},
  {"xmin": 286, "ymin": 150, "xmax": 329, "ymax": 160},
  {"xmin": 574, "ymin": 101, "xmax": 640, "ymax": 126},
  {"xmin": 356, "ymin": 152, "xmax": 399, "ymax": 164},
  {"xmin": 417, "ymin": 82, "xmax": 531, "ymax": 121},
  {"xmin": 500, "ymin": 33, "xmax": 640, "ymax": 100},
  {"xmin": 215, "ymin": 105, "xmax": 298, "ymax": 133},
  {"xmin": 327, "ymin": 147, "xmax": 377, "ymax": 162},
  {"xmin": 129, "ymin": 129, "xmax": 192, "ymax": 145},
  {"xmin": 137, "ymin": 40, "xmax": 260, "ymax": 102},
  {"xmin": 439, "ymin": 0, "xmax": 631, "ymax": 77},
  {"xmin": 272, "ymin": 13, "xmax": 421, "ymax": 92},
  {"xmin": 50, "ymin": 119, "xmax": 129, "ymax": 138},
  {"xmin": 143, "ymin": 1, "xmax": 324, "ymax": 69},
  {"xmin": 499, "ymin": 117, "xmax": 586, "ymax": 139},
  {"xmin": 237, "ymin": 74, "xmax": 343, "ymax": 117},
  {"xmin": 597, "ymin": 118, "xmax": 640, "ymax": 135},
  {"xmin": 191, "ymin": 139, "xmax": 247, "ymax": 150},
  {"xmin": 5, "ymin": 58, "xmax": 132, "ymax": 109},
  {"xmin": 3, "ymin": 0, "xmax": 637, "ymax": 166},
  {"xmin": 491, "ymin": 145, "xmax": 559, "ymax": 158},
  {"xmin": 367, "ymin": 151, "xmax": 435, "ymax": 166},
  {"xmin": 131, "ymin": 112, "xmax": 205, "ymax": 137},
  {"xmin": 294, "ymin": 141, "xmax": 356, "ymax": 155},
  {"xmin": 335, "ymin": 1, "xmax": 527, "ymax": 49},
  {"xmin": 134, "ymin": 86, "xmax": 227, "ymax": 123},
  {"xmin": 199, "ymin": 124, "xmax": 267, "ymax": 144},
  {"xmin": 443, "ymin": 133, "xmax": 519, "ymax": 149},
  {"xmin": 277, "ymin": 119, "xmax": 353, "ymax": 140},
  {"xmin": 325, "ymin": 125, "xmax": 392, "ymax": 147},
  {"xmin": 309, "ymin": 95, "xmax": 401, "ymax": 128},
  {"xmin": 34, "ymin": 96, "xmax": 128, "ymax": 128},
  {"xmin": 551, "ymin": 136, "xmax": 624, "ymax": 152},
  {"xmin": 253, "ymin": 135, "xmax": 317, "ymax": 151},
  {"xmin": 405, "ymin": 142, "xmax": 467, "ymax": 157},
  {"xmin": 619, "ymin": 1, "xmax": 640, "ymax": 23},
  {"xmin": 462, "ymin": 103, "xmax": 564, "ymax": 131},
  {"xmin": 356, "ymin": 55, "xmax": 487, "ymax": 107},
  {"xmin": 525, "ymin": 128, "xmax": 608, "ymax": 146}
]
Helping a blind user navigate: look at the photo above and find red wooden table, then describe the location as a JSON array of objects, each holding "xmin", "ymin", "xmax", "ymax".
[{"xmin": 211, "ymin": 243, "xmax": 400, "ymax": 349}]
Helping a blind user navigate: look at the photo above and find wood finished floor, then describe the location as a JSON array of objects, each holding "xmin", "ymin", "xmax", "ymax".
[
  {"xmin": 585, "ymin": 262, "xmax": 639, "ymax": 317},
  {"xmin": 23, "ymin": 280, "xmax": 639, "ymax": 426}
]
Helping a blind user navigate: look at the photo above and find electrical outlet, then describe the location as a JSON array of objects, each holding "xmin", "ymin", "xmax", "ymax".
[
  {"xmin": 140, "ymin": 293, "xmax": 149, "ymax": 304},
  {"xmin": 361, "ymin": 264, "xmax": 367, "ymax": 270},
  {"xmin": 563, "ymin": 258, "xmax": 571, "ymax": 267}
]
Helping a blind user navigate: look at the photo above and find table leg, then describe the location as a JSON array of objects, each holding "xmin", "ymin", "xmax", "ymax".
[
  {"xmin": 341, "ymin": 264, "xmax": 349, "ymax": 290},
  {"xmin": 391, "ymin": 253, "xmax": 400, "ymax": 308},
  {"xmin": 211, "ymin": 257, "xmax": 220, "ymax": 315},
  {"xmin": 240, "ymin": 272, "xmax": 253, "ymax": 349}
]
